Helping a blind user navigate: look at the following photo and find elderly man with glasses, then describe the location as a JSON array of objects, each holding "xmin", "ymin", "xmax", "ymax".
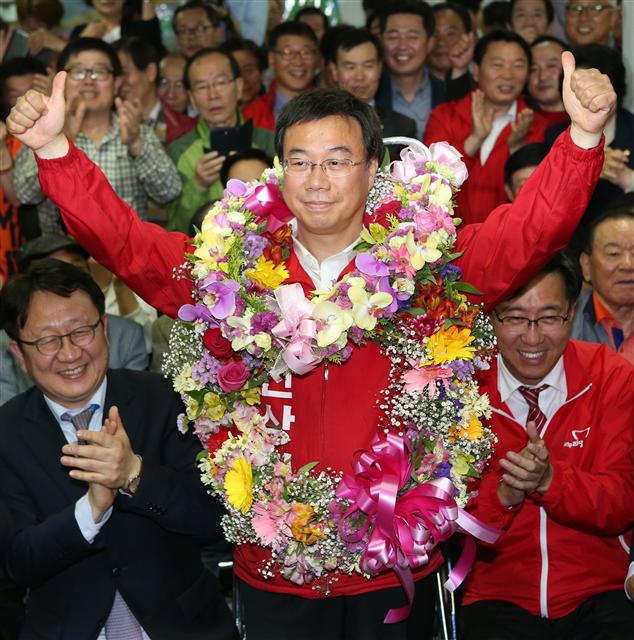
[
  {"xmin": 165, "ymin": 47, "xmax": 275, "ymax": 233},
  {"xmin": 564, "ymin": 0, "xmax": 620, "ymax": 46},
  {"xmin": 13, "ymin": 37, "xmax": 180, "ymax": 234},
  {"xmin": 0, "ymin": 259, "xmax": 238, "ymax": 639},
  {"xmin": 461, "ymin": 250, "xmax": 634, "ymax": 639}
]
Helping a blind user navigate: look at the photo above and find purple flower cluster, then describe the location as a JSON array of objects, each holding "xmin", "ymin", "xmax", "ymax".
[{"xmin": 449, "ymin": 359, "xmax": 475, "ymax": 381}]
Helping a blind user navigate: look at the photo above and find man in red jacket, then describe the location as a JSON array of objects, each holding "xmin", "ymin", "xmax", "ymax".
[
  {"xmin": 424, "ymin": 29, "xmax": 547, "ymax": 226},
  {"xmin": 5, "ymin": 52, "xmax": 615, "ymax": 640},
  {"xmin": 463, "ymin": 251, "xmax": 634, "ymax": 639}
]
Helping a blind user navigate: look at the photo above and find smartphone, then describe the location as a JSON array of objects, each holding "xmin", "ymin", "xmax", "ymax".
[
  {"xmin": 3, "ymin": 28, "xmax": 29, "ymax": 62},
  {"xmin": 205, "ymin": 120, "xmax": 254, "ymax": 157}
]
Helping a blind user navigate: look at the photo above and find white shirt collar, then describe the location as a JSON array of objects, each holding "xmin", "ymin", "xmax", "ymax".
[
  {"xmin": 45, "ymin": 376, "xmax": 107, "ymax": 424},
  {"xmin": 497, "ymin": 353, "xmax": 566, "ymax": 405},
  {"xmin": 480, "ymin": 100, "xmax": 518, "ymax": 165},
  {"xmin": 290, "ymin": 219, "xmax": 359, "ymax": 290}
]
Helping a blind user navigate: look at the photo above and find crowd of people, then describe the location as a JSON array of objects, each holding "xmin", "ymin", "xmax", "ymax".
[{"xmin": 0, "ymin": 0, "xmax": 632, "ymax": 639}]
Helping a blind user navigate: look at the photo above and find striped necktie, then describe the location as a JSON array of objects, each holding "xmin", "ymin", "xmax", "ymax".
[
  {"xmin": 517, "ymin": 384, "xmax": 549, "ymax": 431},
  {"xmin": 60, "ymin": 404, "xmax": 98, "ymax": 444}
]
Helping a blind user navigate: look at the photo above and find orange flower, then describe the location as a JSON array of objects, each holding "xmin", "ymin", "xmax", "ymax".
[{"xmin": 290, "ymin": 503, "xmax": 324, "ymax": 545}]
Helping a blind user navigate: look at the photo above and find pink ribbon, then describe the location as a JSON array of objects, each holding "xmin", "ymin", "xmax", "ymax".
[
  {"xmin": 271, "ymin": 284, "xmax": 321, "ymax": 376},
  {"xmin": 243, "ymin": 183, "xmax": 294, "ymax": 233},
  {"xmin": 336, "ymin": 433, "xmax": 501, "ymax": 623}
]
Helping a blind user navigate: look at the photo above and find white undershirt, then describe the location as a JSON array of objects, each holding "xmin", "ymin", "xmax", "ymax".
[{"xmin": 480, "ymin": 101, "xmax": 517, "ymax": 165}]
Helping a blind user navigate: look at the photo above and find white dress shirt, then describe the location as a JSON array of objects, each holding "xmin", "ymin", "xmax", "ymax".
[{"xmin": 496, "ymin": 353, "xmax": 567, "ymax": 428}]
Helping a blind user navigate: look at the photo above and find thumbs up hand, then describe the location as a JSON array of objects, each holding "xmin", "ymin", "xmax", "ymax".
[
  {"xmin": 6, "ymin": 70, "xmax": 70, "ymax": 158},
  {"xmin": 562, "ymin": 51, "xmax": 617, "ymax": 149}
]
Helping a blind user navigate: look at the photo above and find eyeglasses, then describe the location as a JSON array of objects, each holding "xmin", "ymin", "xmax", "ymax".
[
  {"xmin": 566, "ymin": 3, "xmax": 613, "ymax": 16},
  {"xmin": 158, "ymin": 78, "xmax": 186, "ymax": 92},
  {"xmin": 191, "ymin": 77, "xmax": 236, "ymax": 94},
  {"xmin": 19, "ymin": 319, "xmax": 102, "ymax": 356},
  {"xmin": 65, "ymin": 67, "xmax": 113, "ymax": 82},
  {"xmin": 283, "ymin": 158, "xmax": 364, "ymax": 178},
  {"xmin": 272, "ymin": 47, "xmax": 317, "ymax": 61},
  {"xmin": 175, "ymin": 23, "xmax": 214, "ymax": 37},
  {"xmin": 493, "ymin": 310, "xmax": 570, "ymax": 331}
]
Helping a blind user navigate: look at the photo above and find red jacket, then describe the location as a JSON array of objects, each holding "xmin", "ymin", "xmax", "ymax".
[
  {"xmin": 424, "ymin": 92, "xmax": 546, "ymax": 226},
  {"xmin": 35, "ymin": 129, "xmax": 602, "ymax": 597},
  {"xmin": 464, "ymin": 341, "xmax": 634, "ymax": 619},
  {"xmin": 241, "ymin": 82, "xmax": 277, "ymax": 133}
]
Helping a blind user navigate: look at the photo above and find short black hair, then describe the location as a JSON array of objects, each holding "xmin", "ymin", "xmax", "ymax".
[
  {"xmin": 57, "ymin": 38, "xmax": 122, "ymax": 76},
  {"xmin": 16, "ymin": 0, "xmax": 64, "ymax": 29},
  {"xmin": 0, "ymin": 259, "xmax": 105, "ymax": 342},
  {"xmin": 482, "ymin": 2, "xmax": 511, "ymax": 31},
  {"xmin": 474, "ymin": 29, "xmax": 532, "ymax": 66},
  {"xmin": 267, "ymin": 21, "xmax": 320, "ymax": 51},
  {"xmin": 295, "ymin": 6, "xmax": 329, "ymax": 35},
  {"xmin": 113, "ymin": 36, "xmax": 160, "ymax": 72},
  {"xmin": 0, "ymin": 56, "xmax": 48, "ymax": 118},
  {"xmin": 327, "ymin": 27, "xmax": 382, "ymax": 65},
  {"xmin": 275, "ymin": 87, "xmax": 384, "ymax": 164},
  {"xmin": 573, "ymin": 43, "xmax": 626, "ymax": 107},
  {"xmin": 320, "ymin": 25, "xmax": 359, "ymax": 65},
  {"xmin": 222, "ymin": 37, "xmax": 267, "ymax": 72},
  {"xmin": 531, "ymin": 34, "xmax": 567, "ymax": 51},
  {"xmin": 583, "ymin": 195, "xmax": 634, "ymax": 254},
  {"xmin": 220, "ymin": 148, "xmax": 273, "ymax": 186},
  {"xmin": 432, "ymin": 2, "xmax": 473, "ymax": 33},
  {"xmin": 172, "ymin": 0, "xmax": 220, "ymax": 32},
  {"xmin": 505, "ymin": 250, "xmax": 582, "ymax": 305},
  {"xmin": 379, "ymin": 2, "xmax": 436, "ymax": 37},
  {"xmin": 504, "ymin": 142, "xmax": 547, "ymax": 187},
  {"xmin": 509, "ymin": 0, "xmax": 555, "ymax": 25},
  {"xmin": 183, "ymin": 47, "xmax": 240, "ymax": 90}
]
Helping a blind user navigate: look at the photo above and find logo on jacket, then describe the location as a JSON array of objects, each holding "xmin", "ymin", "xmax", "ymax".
[{"xmin": 563, "ymin": 427, "xmax": 591, "ymax": 449}]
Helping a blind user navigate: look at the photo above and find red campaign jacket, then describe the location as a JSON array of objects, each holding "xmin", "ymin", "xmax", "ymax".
[
  {"xmin": 423, "ymin": 92, "xmax": 547, "ymax": 227},
  {"xmin": 464, "ymin": 341, "xmax": 634, "ymax": 619},
  {"xmin": 35, "ymin": 129, "xmax": 602, "ymax": 597},
  {"xmin": 241, "ymin": 82, "xmax": 277, "ymax": 133}
]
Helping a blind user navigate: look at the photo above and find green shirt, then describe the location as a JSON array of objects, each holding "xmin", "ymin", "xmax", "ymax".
[{"xmin": 166, "ymin": 115, "xmax": 275, "ymax": 233}]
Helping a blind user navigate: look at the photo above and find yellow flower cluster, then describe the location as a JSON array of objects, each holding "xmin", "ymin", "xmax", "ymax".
[
  {"xmin": 224, "ymin": 457, "xmax": 253, "ymax": 514},
  {"xmin": 427, "ymin": 326, "xmax": 476, "ymax": 365},
  {"xmin": 246, "ymin": 256, "xmax": 289, "ymax": 290}
]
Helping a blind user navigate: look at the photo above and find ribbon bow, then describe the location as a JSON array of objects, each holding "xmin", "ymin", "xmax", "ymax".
[
  {"xmin": 228, "ymin": 180, "xmax": 294, "ymax": 233},
  {"xmin": 336, "ymin": 433, "xmax": 500, "ymax": 623},
  {"xmin": 270, "ymin": 283, "xmax": 321, "ymax": 379}
]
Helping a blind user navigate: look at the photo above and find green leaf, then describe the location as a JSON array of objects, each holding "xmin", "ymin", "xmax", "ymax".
[
  {"xmin": 451, "ymin": 281, "xmax": 483, "ymax": 295},
  {"xmin": 297, "ymin": 461, "xmax": 320, "ymax": 475}
]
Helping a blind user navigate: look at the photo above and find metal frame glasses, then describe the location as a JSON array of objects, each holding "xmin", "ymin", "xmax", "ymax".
[
  {"xmin": 65, "ymin": 67, "xmax": 114, "ymax": 82},
  {"xmin": 282, "ymin": 158, "xmax": 364, "ymax": 178},
  {"xmin": 493, "ymin": 309, "xmax": 570, "ymax": 331},
  {"xmin": 18, "ymin": 319, "xmax": 103, "ymax": 355},
  {"xmin": 566, "ymin": 3, "xmax": 613, "ymax": 16},
  {"xmin": 271, "ymin": 47, "xmax": 317, "ymax": 61}
]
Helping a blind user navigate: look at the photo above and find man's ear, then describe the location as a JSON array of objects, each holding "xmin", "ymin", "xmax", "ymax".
[
  {"xmin": 8, "ymin": 339, "xmax": 28, "ymax": 374},
  {"xmin": 146, "ymin": 61, "xmax": 158, "ymax": 84},
  {"xmin": 567, "ymin": 300, "xmax": 577, "ymax": 323},
  {"xmin": 579, "ymin": 252, "xmax": 592, "ymax": 283},
  {"xmin": 472, "ymin": 63, "xmax": 480, "ymax": 84},
  {"xmin": 329, "ymin": 62, "xmax": 339, "ymax": 85},
  {"xmin": 235, "ymin": 76, "xmax": 244, "ymax": 104},
  {"xmin": 504, "ymin": 184, "xmax": 514, "ymax": 202}
]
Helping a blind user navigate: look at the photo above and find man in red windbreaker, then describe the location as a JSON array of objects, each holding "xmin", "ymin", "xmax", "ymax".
[
  {"xmin": 463, "ymin": 251, "xmax": 634, "ymax": 639},
  {"xmin": 5, "ymin": 51, "xmax": 615, "ymax": 640},
  {"xmin": 424, "ymin": 29, "xmax": 548, "ymax": 226}
]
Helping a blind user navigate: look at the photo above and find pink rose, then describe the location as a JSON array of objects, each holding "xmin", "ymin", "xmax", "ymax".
[{"xmin": 217, "ymin": 361, "xmax": 249, "ymax": 392}]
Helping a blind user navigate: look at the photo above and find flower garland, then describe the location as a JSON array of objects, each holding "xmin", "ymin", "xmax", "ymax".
[{"xmin": 164, "ymin": 141, "xmax": 499, "ymax": 603}]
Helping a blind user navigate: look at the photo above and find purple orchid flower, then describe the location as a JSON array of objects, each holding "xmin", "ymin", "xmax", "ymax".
[
  {"xmin": 355, "ymin": 252, "xmax": 389, "ymax": 277},
  {"xmin": 377, "ymin": 277, "xmax": 399, "ymax": 313},
  {"xmin": 178, "ymin": 303, "xmax": 216, "ymax": 323},
  {"xmin": 199, "ymin": 279, "xmax": 240, "ymax": 320}
]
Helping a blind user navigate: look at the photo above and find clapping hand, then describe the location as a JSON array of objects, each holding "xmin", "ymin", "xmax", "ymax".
[
  {"xmin": 497, "ymin": 421, "xmax": 553, "ymax": 507},
  {"xmin": 507, "ymin": 109, "xmax": 534, "ymax": 155},
  {"xmin": 115, "ymin": 97, "xmax": 143, "ymax": 156}
]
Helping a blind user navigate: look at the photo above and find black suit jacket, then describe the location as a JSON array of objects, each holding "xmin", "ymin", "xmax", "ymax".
[
  {"xmin": 375, "ymin": 69, "xmax": 446, "ymax": 115},
  {"xmin": 0, "ymin": 369, "xmax": 237, "ymax": 640}
]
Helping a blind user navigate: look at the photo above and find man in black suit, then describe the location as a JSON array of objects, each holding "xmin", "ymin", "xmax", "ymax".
[
  {"xmin": 328, "ymin": 28, "xmax": 417, "ymax": 160},
  {"xmin": 0, "ymin": 260, "xmax": 237, "ymax": 639}
]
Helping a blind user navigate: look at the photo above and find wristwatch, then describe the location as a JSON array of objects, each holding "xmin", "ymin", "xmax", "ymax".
[{"xmin": 124, "ymin": 454, "xmax": 143, "ymax": 494}]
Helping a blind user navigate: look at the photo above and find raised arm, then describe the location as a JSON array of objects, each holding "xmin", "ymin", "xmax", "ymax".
[
  {"xmin": 456, "ymin": 52, "xmax": 616, "ymax": 310},
  {"xmin": 6, "ymin": 72, "xmax": 192, "ymax": 318}
]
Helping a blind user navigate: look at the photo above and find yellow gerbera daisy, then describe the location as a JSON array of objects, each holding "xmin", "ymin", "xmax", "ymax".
[
  {"xmin": 245, "ymin": 256, "xmax": 289, "ymax": 290},
  {"xmin": 224, "ymin": 457, "xmax": 253, "ymax": 514},
  {"xmin": 459, "ymin": 415, "xmax": 484, "ymax": 440},
  {"xmin": 427, "ymin": 326, "xmax": 476, "ymax": 364}
]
